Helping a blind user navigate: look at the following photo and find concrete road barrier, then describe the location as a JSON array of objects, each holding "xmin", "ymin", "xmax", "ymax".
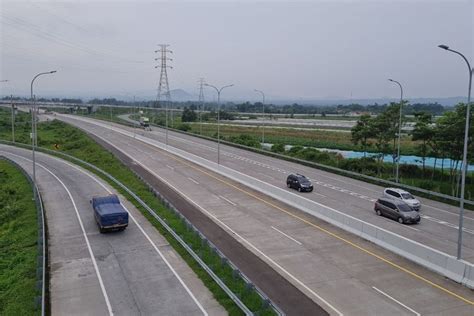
[{"xmin": 65, "ymin": 115, "xmax": 474, "ymax": 289}]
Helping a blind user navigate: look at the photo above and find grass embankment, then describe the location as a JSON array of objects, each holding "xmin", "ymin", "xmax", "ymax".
[
  {"xmin": 0, "ymin": 108, "xmax": 274, "ymax": 315},
  {"xmin": 0, "ymin": 159, "xmax": 38, "ymax": 315}
]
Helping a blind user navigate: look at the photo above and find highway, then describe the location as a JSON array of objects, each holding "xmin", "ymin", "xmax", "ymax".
[
  {"xmin": 54, "ymin": 114, "xmax": 474, "ymax": 315},
  {"xmin": 0, "ymin": 145, "xmax": 223, "ymax": 316},
  {"xmin": 117, "ymin": 113, "xmax": 474, "ymax": 262}
]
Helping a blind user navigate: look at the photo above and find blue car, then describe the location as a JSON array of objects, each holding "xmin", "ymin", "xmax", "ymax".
[{"xmin": 91, "ymin": 194, "xmax": 129, "ymax": 233}]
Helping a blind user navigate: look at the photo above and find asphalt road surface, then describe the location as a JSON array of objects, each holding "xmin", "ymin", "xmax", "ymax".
[
  {"xmin": 53, "ymin": 114, "xmax": 474, "ymax": 315},
  {"xmin": 0, "ymin": 145, "xmax": 223, "ymax": 316}
]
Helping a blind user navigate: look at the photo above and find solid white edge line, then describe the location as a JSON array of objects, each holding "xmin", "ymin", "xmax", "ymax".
[
  {"xmin": 62, "ymin": 115, "xmax": 474, "ymax": 261},
  {"xmin": 271, "ymin": 226, "xmax": 302, "ymax": 245},
  {"xmin": 1, "ymin": 151, "xmax": 114, "ymax": 316},
  {"xmin": 372, "ymin": 286, "xmax": 420, "ymax": 316},
  {"xmin": 62, "ymin": 161, "xmax": 208, "ymax": 316},
  {"xmin": 5, "ymin": 147, "xmax": 209, "ymax": 316},
  {"xmin": 63, "ymin": 133, "xmax": 343, "ymax": 316},
  {"xmin": 127, "ymin": 115, "xmax": 474, "ymax": 226},
  {"xmin": 69, "ymin": 115, "xmax": 474, "ymax": 231}
]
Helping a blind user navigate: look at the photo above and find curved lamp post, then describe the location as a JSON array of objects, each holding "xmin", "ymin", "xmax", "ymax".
[
  {"xmin": 31, "ymin": 71, "xmax": 57, "ymax": 197},
  {"xmin": 388, "ymin": 78, "xmax": 404, "ymax": 183},
  {"xmin": 204, "ymin": 83, "xmax": 234, "ymax": 164},
  {"xmin": 438, "ymin": 44, "xmax": 473, "ymax": 260}
]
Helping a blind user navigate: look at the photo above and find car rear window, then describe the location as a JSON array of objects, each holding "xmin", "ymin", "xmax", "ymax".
[{"xmin": 387, "ymin": 190, "xmax": 400, "ymax": 197}]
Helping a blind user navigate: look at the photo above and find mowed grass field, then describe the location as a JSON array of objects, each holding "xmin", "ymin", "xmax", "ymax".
[
  {"xmin": 187, "ymin": 121, "xmax": 418, "ymax": 154},
  {"xmin": 0, "ymin": 159, "xmax": 38, "ymax": 315}
]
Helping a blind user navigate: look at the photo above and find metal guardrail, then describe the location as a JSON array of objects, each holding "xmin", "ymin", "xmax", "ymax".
[
  {"xmin": 0, "ymin": 156, "xmax": 46, "ymax": 316},
  {"xmin": 0, "ymin": 141, "xmax": 284, "ymax": 316}
]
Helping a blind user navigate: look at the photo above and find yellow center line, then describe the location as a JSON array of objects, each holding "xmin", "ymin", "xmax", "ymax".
[{"xmin": 125, "ymin": 126, "xmax": 474, "ymax": 306}]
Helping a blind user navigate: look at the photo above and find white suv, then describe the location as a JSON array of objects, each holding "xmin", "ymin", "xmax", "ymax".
[{"xmin": 383, "ymin": 188, "xmax": 421, "ymax": 211}]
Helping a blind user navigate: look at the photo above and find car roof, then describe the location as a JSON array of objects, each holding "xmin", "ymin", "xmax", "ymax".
[
  {"xmin": 288, "ymin": 173, "xmax": 307, "ymax": 178},
  {"xmin": 385, "ymin": 188, "xmax": 410, "ymax": 194},
  {"xmin": 378, "ymin": 197, "xmax": 408, "ymax": 205}
]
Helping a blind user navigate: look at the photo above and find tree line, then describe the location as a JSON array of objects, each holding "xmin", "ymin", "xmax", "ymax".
[{"xmin": 351, "ymin": 102, "xmax": 473, "ymax": 192}]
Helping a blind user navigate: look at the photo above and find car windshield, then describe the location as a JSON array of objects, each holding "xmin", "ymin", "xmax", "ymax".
[
  {"xmin": 398, "ymin": 204, "xmax": 413, "ymax": 212},
  {"xmin": 298, "ymin": 177, "xmax": 309, "ymax": 183},
  {"xmin": 401, "ymin": 193, "xmax": 414, "ymax": 199}
]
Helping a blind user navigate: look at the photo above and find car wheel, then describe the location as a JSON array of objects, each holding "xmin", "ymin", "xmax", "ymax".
[
  {"xmin": 398, "ymin": 217, "xmax": 404, "ymax": 224},
  {"xmin": 287, "ymin": 183, "xmax": 291, "ymax": 188},
  {"xmin": 376, "ymin": 209, "xmax": 382, "ymax": 216},
  {"xmin": 298, "ymin": 187, "xmax": 302, "ymax": 192}
]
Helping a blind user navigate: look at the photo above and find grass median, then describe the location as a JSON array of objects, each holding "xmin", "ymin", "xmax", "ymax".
[{"xmin": 0, "ymin": 159, "xmax": 38, "ymax": 315}]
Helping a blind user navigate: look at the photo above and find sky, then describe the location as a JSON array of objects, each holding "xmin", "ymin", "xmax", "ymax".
[{"xmin": 0, "ymin": 0, "xmax": 473, "ymax": 102}]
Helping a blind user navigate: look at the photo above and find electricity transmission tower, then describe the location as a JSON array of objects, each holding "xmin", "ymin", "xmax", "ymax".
[
  {"xmin": 154, "ymin": 44, "xmax": 173, "ymax": 143},
  {"xmin": 198, "ymin": 78, "xmax": 205, "ymax": 134}
]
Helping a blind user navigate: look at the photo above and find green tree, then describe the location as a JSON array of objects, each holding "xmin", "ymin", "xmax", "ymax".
[
  {"xmin": 411, "ymin": 112, "xmax": 433, "ymax": 176},
  {"xmin": 351, "ymin": 114, "xmax": 374, "ymax": 156},
  {"xmin": 181, "ymin": 107, "xmax": 197, "ymax": 122},
  {"xmin": 433, "ymin": 103, "xmax": 473, "ymax": 195},
  {"xmin": 371, "ymin": 112, "xmax": 394, "ymax": 176}
]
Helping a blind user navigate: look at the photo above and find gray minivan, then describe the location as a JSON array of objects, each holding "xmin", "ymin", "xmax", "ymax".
[{"xmin": 374, "ymin": 197, "xmax": 421, "ymax": 224}]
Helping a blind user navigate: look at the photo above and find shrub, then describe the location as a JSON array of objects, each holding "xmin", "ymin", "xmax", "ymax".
[
  {"xmin": 178, "ymin": 123, "xmax": 191, "ymax": 132},
  {"xmin": 271, "ymin": 143, "xmax": 285, "ymax": 153}
]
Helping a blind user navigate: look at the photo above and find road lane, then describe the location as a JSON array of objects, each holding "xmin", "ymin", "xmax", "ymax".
[
  {"xmin": 0, "ymin": 145, "xmax": 221, "ymax": 316},
  {"xmin": 74, "ymin": 114, "xmax": 474, "ymax": 261},
  {"xmin": 52, "ymin": 115, "xmax": 474, "ymax": 315}
]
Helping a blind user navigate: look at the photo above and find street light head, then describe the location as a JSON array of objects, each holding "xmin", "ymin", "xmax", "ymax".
[
  {"xmin": 438, "ymin": 44, "xmax": 449, "ymax": 50},
  {"xmin": 388, "ymin": 79, "xmax": 394, "ymax": 82},
  {"xmin": 49, "ymin": 71, "xmax": 57, "ymax": 74}
]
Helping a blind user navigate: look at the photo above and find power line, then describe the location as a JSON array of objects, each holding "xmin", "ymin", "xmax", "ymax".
[{"xmin": 1, "ymin": 13, "xmax": 145, "ymax": 64}]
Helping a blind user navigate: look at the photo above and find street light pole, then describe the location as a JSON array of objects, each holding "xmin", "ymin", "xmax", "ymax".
[
  {"xmin": 11, "ymin": 95, "xmax": 15, "ymax": 143},
  {"xmin": 254, "ymin": 89, "xmax": 266, "ymax": 144},
  {"xmin": 438, "ymin": 44, "xmax": 473, "ymax": 260},
  {"xmin": 30, "ymin": 71, "xmax": 57, "ymax": 198},
  {"xmin": 204, "ymin": 83, "xmax": 234, "ymax": 164},
  {"xmin": 388, "ymin": 78, "xmax": 404, "ymax": 183}
]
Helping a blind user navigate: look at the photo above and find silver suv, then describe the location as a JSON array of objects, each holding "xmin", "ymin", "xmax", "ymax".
[{"xmin": 383, "ymin": 188, "xmax": 421, "ymax": 211}]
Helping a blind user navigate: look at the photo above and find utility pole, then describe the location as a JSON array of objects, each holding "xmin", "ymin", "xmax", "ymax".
[
  {"xmin": 198, "ymin": 78, "xmax": 205, "ymax": 135},
  {"xmin": 11, "ymin": 95, "xmax": 15, "ymax": 143},
  {"xmin": 155, "ymin": 44, "xmax": 173, "ymax": 145}
]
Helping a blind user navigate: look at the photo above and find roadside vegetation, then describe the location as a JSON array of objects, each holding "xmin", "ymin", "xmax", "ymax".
[
  {"xmin": 54, "ymin": 101, "xmax": 473, "ymax": 200},
  {"xmin": 0, "ymin": 159, "xmax": 38, "ymax": 315},
  {"xmin": 0, "ymin": 107, "xmax": 275, "ymax": 316}
]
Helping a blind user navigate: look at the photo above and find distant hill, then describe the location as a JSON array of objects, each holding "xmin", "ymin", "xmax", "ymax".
[{"xmin": 170, "ymin": 89, "xmax": 196, "ymax": 101}]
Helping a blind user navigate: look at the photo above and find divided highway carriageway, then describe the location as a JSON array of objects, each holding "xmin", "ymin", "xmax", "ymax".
[
  {"xmin": 55, "ymin": 114, "xmax": 474, "ymax": 315},
  {"xmin": 0, "ymin": 145, "xmax": 222, "ymax": 316}
]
